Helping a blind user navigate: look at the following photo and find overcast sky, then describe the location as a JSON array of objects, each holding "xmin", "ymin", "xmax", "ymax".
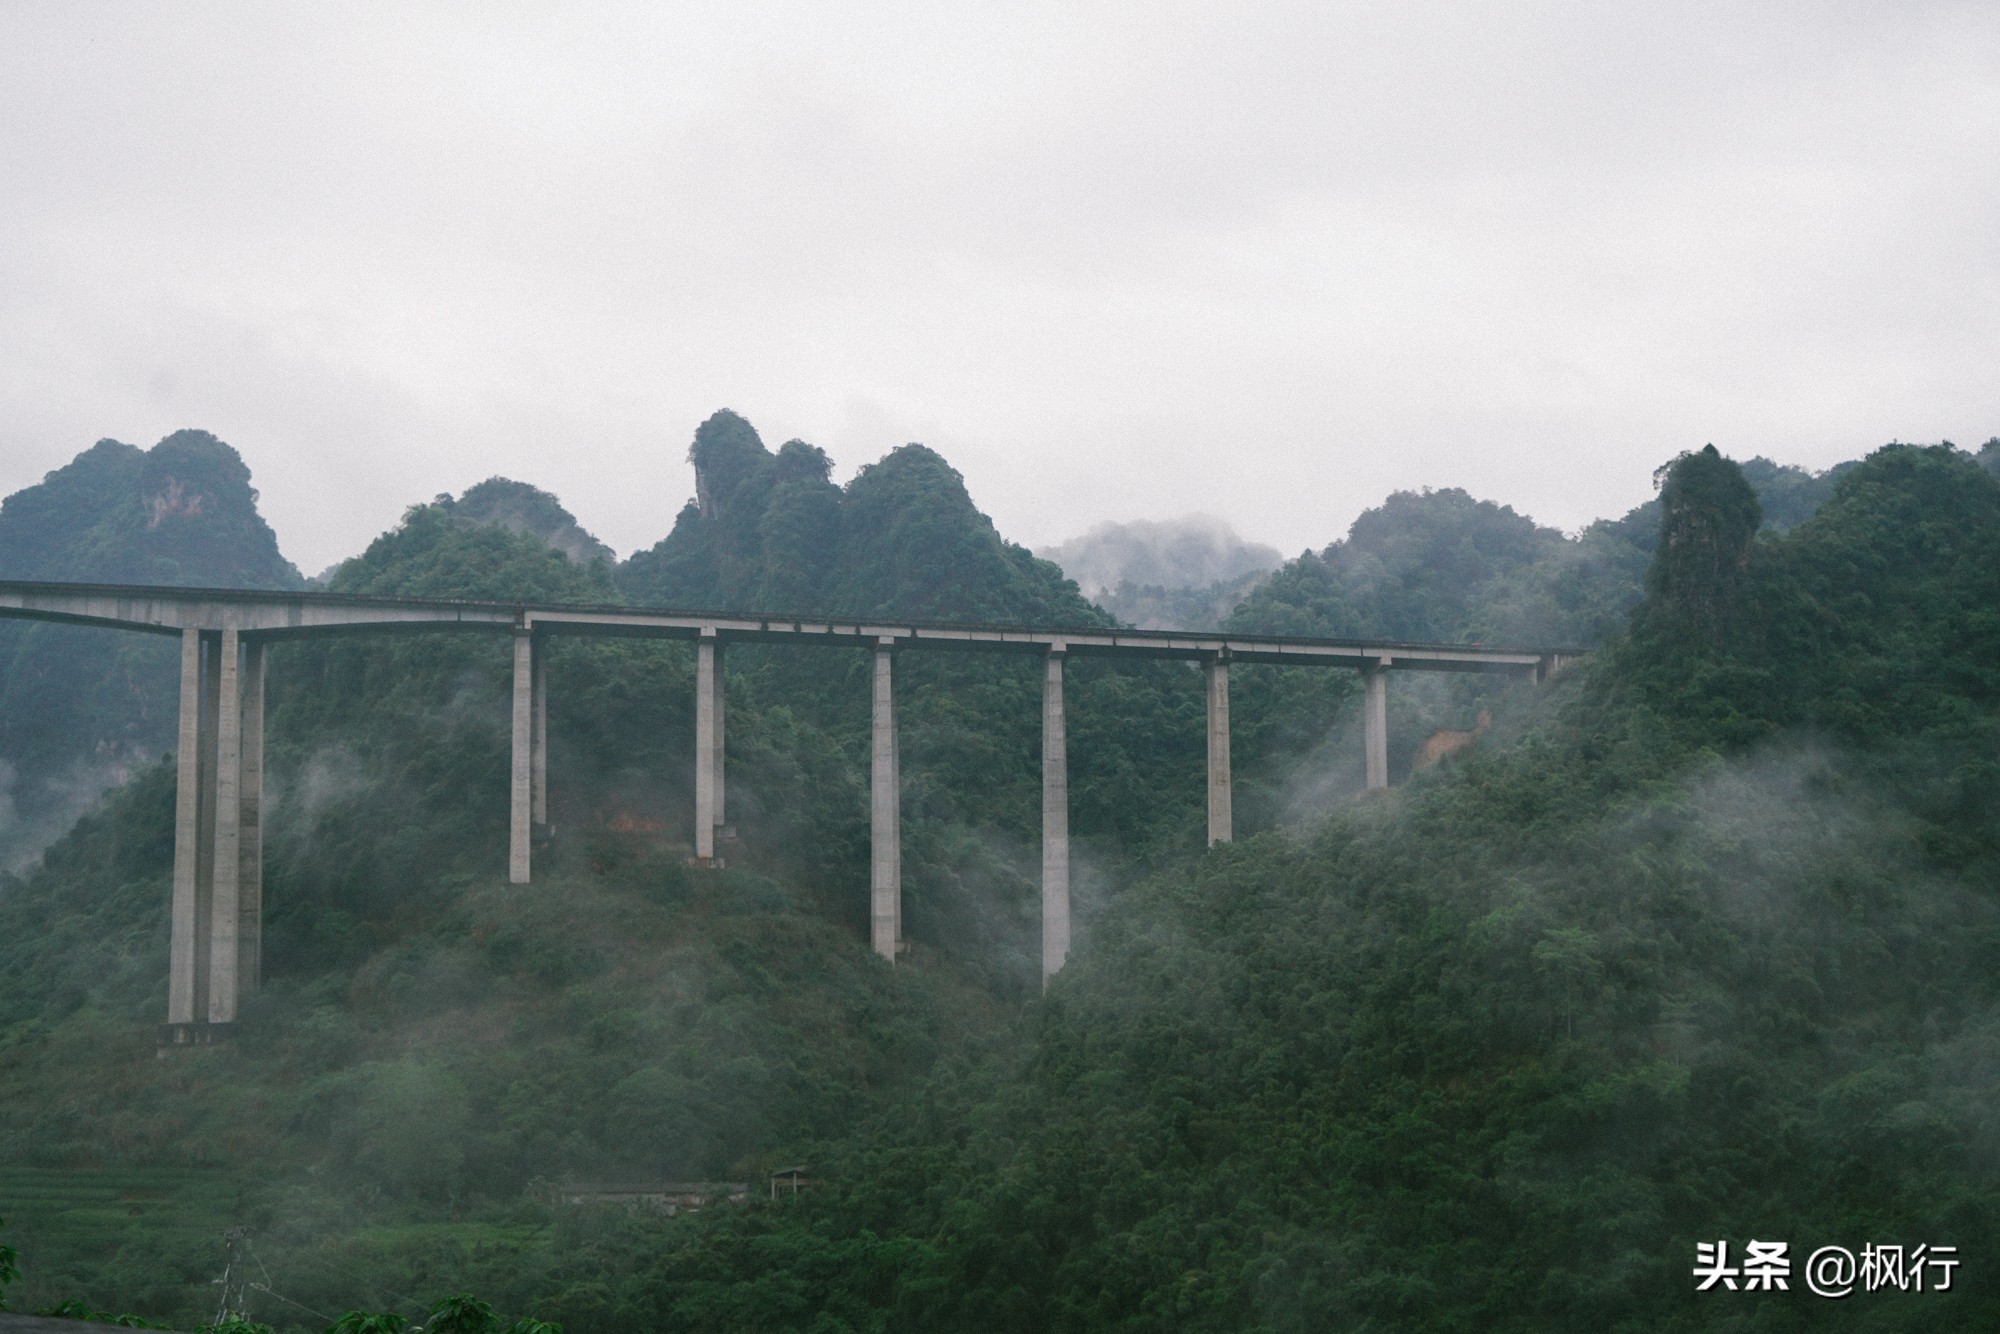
[{"xmin": 2, "ymin": 2, "xmax": 1995, "ymax": 575}]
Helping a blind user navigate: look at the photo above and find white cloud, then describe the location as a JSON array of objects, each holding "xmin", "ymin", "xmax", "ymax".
[{"xmin": 1, "ymin": 1, "xmax": 1995, "ymax": 570}]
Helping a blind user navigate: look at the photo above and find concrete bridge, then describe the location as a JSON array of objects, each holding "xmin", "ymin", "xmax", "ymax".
[{"xmin": 0, "ymin": 579, "xmax": 1579, "ymax": 1040}]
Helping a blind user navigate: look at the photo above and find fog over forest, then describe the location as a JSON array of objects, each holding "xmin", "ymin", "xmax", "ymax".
[
  {"xmin": 4, "ymin": 4, "xmax": 1998, "ymax": 1330},
  {"xmin": 0, "ymin": 414, "xmax": 1996, "ymax": 1331}
]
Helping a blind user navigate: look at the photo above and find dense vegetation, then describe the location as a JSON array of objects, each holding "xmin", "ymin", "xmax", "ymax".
[
  {"xmin": 0, "ymin": 431, "xmax": 302, "ymax": 869},
  {"xmin": 1, "ymin": 417, "xmax": 1996, "ymax": 1330}
]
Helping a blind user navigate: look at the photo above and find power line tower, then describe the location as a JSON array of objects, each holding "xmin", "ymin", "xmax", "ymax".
[{"xmin": 212, "ymin": 1226, "xmax": 252, "ymax": 1326}]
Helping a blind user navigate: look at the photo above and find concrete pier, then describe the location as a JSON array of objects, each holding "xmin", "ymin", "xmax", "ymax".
[
  {"xmin": 238, "ymin": 640, "xmax": 264, "ymax": 995},
  {"xmin": 1206, "ymin": 656, "xmax": 1231, "ymax": 845},
  {"xmin": 1363, "ymin": 659, "xmax": 1389, "ymax": 791},
  {"xmin": 166, "ymin": 628, "xmax": 265, "ymax": 1037},
  {"xmin": 168, "ymin": 629, "xmax": 204, "ymax": 1028},
  {"xmin": 712, "ymin": 641, "xmax": 726, "ymax": 839},
  {"xmin": 531, "ymin": 640, "xmax": 548, "ymax": 826},
  {"xmin": 1042, "ymin": 648, "xmax": 1069, "ymax": 984},
  {"xmin": 870, "ymin": 641, "xmax": 900, "ymax": 961},
  {"xmin": 694, "ymin": 633, "xmax": 718, "ymax": 862},
  {"xmin": 193, "ymin": 633, "xmax": 219, "ymax": 1015},
  {"xmin": 510, "ymin": 628, "xmax": 533, "ymax": 883},
  {"xmin": 207, "ymin": 629, "xmax": 242, "ymax": 1023}
]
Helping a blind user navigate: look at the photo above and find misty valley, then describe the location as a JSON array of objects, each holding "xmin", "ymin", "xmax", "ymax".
[{"xmin": 2, "ymin": 414, "xmax": 1999, "ymax": 1332}]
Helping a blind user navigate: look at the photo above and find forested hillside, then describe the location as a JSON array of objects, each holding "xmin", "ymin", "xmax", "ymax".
[
  {"xmin": 0, "ymin": 431, "xmax": 302, "ymax": 869},
  {"xmin": 0, "ymin": 422, "xmax": 1994, "ymax": 1331},
  {"xmin": 455, "ymin": 441, "xmax": 2000, "ymax": 1331},
  {"xmin": 1227, "ymin": 454, "xmax": 1852, "ymax": 649}
]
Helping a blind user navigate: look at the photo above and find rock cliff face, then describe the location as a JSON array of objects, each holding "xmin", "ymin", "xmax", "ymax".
[{"xmin": 0, "ymin": 430, "xmax": 300, "ymax": 867}]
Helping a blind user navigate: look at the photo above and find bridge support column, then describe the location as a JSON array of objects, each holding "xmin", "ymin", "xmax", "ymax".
[
  {"xmin": 712, "ymin": 641, "xmax": 726, "ymax": 841},
  {"xmin": 168, "ymin": 629, "xmax": 205, "ymax": 1031},
  {"xmin": 1042, "ymin": 648, "xmax": 1069, "ymax": 985},
  {"xmin": 1363, "ymin": 659, "xmax": 1389, "ymax": 791},
  {"xmin": 532, "ymin": 639, "xmax": 548, "ymax": 827},
  {"xmin": 238, "ymin": 640, "xmax": 264, "ymax": 996},
  {"xmin": 694, "ymin": 631, "xmax": 718, "ymax": 863},
  {"xmin": 166, "ymin": 629, "xmax": 262, "ymax": 1040},
  {"xmin": 1206, "ymin": 656, "xmax": 1232, "ymax": 845},
  {"xmin": 510, "ymin": 627, "xmax": 534, "ymax": 883},
  {"xmin": 870, "ymin": 641, "xmax": 900, "ymax": 961},
  {"xmin": 207, "ymin": 629, "xmax": 242, "ymax": 1024}
]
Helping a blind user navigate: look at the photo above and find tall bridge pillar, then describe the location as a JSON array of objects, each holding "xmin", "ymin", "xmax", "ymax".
[
  {"xmin": 712, "ymin": 641, "xmax": 726, "ymax": 842},
  {"xmin": 1206, "ymin": 655, "xmax": 1232, "ymax": 845},
  {"xmin": 239, "ymin": 641, "xmax": 265, "ymax": 994},
  {"xmin": 694, "ymin": 631, "xmax": 721, "ymax": 863},
  {"xmin": 1042, "ymin": 647, "xmax": 1069, "ymax": 985},
  {"xmin": 168, "ymin": 629, "xmax": 206, "ymax": 1031},
  {"xmin": 510, "ymin": 627, "xmax": 535, "ymax": 883},
  {"xmin": 870, "ymin": 640, "xmax": 900, "ymax": 961},
  {"xmin": 532, "ymin": 637, "xmax": 548, "ymax": 827},
  {"xmin": 207, "ymin": 629, "xmax": 243, "ymax": 1023},
  {"xmin": 1363, "ymin": 658, "xmax": 1390, "ymax": 791},
  {"xmin": 166, "ymin": 628, "xmax": 265, "ymax": 1042}
]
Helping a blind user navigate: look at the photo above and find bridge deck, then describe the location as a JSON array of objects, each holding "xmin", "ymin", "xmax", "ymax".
[{"xmin": 0, "ymin": 579, "xmax": 1584, "ymax": 671}]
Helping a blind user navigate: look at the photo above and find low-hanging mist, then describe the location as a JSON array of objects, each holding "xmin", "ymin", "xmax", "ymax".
[{"xmin": 0, "ymin": 418, "xmax": 1996, "ymax": 1330}]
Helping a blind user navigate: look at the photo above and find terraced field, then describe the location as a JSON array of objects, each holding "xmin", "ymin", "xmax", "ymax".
[{"xmin": 0, "ymin": 1166, "xmax": 245, "ymax": 1320}]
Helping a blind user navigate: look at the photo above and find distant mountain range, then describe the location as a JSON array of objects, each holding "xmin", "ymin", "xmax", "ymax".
[
  {"xmin": 2, "ymin": 416, "xmax": 1989, "ymax": 868},
  {"xmin": 2, "ymin": 416, "xmax": 1998, "ymax": 1329}
]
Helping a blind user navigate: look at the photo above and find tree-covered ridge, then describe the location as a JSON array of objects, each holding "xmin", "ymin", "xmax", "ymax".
[
  {"xmin": 0, "ymin": 430, "xmax": 304, "ymax": 869},
  {"xmin": 619, "ymin": 410, "xmax": 1104, "ymax": 626},
  {"xmin": 499, "ymin": 443, "xmax": 2000, "ymax": 1331},
  {"xmin": 0, "ymin": 430, "xmax": 300, "ymax": 590},
  {"xmin": 326, "ymin": 500, "xmax": 620, "ymax": 604},
  {"xmin": 1228, "ymin": 454, "xmax": 1861, "ymax": 649},
  {"xmin": 443, "ymin": 478, "xmax": 617, "ymax": 571},
  {"xmin": 2, "ymin": 421, "xmax": 1996, "ymax": 1330}
]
